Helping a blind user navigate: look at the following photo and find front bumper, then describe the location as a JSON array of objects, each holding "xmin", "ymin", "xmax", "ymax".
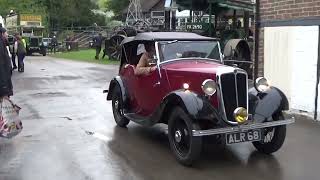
[
  {"xmin": 29, "ymin": 47, "xmax": 41, "ymax": 51},
  {"xmin": 192, "ymin": 117, "xmax": 295, "ymax": 136}
]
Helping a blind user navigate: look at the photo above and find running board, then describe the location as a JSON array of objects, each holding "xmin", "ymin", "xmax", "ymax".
[
  {"xmin": 124, "ymin": 113, "xmax": 155, "ymax": 127},
  {"xmin": 192, "ymin": 118, "xmax": 295, "ymax": 137}
]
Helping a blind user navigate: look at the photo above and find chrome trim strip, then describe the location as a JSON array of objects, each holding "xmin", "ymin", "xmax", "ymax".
[
  {"xmin": 159, "ymin": 58, "xmax": 221, "ymax": 65},
  {"xmin": 217, "ymin": 67, "xmax": 248, "ymax": 125},
  {"xmin": 218, "ymin": 41, "xmax": 223, "ymax": 62},
  {"xmin": 235, "ymin": 72, "xmax": 239, "ymax": 107},
  {"xmin": 155, "ymin": 41, "xmax": 162, "ymax": 78},
  {"xmin": 223, "ymin": 60, "xmax": 254, "ymax": 64},
  {"xmin": 192, "ymin": 118, "xmax": 295, "ymax": 137}
]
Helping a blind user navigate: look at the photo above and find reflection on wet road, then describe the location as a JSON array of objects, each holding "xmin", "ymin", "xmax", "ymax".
[{"xmin": 0, "ymin": 56, "xmax": 319, "ymax": 180}]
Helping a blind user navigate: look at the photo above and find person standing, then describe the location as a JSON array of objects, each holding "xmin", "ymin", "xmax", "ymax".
[
  {"xmin": 0, "ymin": 26, "xmax": 13, "ymax": 98},
  {"xmin": 93, "ymin": 33, "xmax": 103, "ymax": 59},
  {"xmin": 14, "ymin": 35, "xmax": 27, "ymax": 72},
  {"xmin": 51, "ymin": 36, "xmax": 58, "ymax": 53},
  {"xmin": 10, "ymin": 35, "xmax": 17, "ymax": 70}
]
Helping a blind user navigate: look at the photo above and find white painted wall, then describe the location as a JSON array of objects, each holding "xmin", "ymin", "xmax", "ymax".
[
  {"xmin": 0, "ymin": 16, "xmax": 4, "ymax": 27},
  {"xmin": 264, "ymin": 26, "xmax": 319, "ymax": 116}
]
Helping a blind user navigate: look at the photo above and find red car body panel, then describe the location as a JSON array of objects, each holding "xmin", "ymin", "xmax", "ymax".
[
  {"xmin": 121, "ymin": 59, "xmax": 228, "ymax": 116},
  {"xmin": 120, "ymin": 65, "xmax": 170, "ymax": 116}
]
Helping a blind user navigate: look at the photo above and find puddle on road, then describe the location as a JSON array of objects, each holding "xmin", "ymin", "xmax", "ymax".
[
  {"xmin": 85, "ymin": 131, "xmax": 110, "ymax": 142},
  {"xmin": 30, "ymin": 92, "xmax": 67, "ymax": 98}
]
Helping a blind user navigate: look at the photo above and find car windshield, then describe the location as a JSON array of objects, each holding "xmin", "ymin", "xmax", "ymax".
[{"xmin": 159, "ymin": 41, "xmax": 221, "ymax": 62}]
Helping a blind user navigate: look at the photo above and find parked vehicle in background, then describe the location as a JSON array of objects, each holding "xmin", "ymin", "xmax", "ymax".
[
  {"xmin": 5, "ymin": 13, "xmax": 46, "ymax": 56},
  {"xmin": 25, "ymin": 36, "xmax": 46, "ymax": 56},
  {"xmin": 105, "ymin": 32, "xmax": 295, "ymax": 166},
  {"xmin": 42, "ymin": 38, "xmax": 52, "ymax": 48}
]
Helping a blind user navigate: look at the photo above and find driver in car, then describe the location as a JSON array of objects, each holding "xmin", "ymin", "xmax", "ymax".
[{"xmin": 134, "ymin": 42, "xmax": 157, "ymax": 76}]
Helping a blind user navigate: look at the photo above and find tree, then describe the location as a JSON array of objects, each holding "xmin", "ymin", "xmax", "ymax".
[
  {"xmin": 104, "ymin": 0, "xmax": 129, "ymax": 18},
  {"xmin": 0, "ymin": 0, "xmax": 106, "ymax": 30}
]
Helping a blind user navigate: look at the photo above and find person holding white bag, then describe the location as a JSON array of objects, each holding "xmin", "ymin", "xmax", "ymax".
[
  {"xmin": 0, "ymin": 26, "xmax": 22, "ymax": 138},
  {"xmin": 0, "ymin": 26, "xmax": 13, "ymax": 98}
]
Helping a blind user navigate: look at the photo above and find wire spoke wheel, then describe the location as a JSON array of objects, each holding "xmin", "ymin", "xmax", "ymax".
[
  {"xmin": 168, "ymin": 107, "xmax": 202, "ymax": 166},
  {"xmin": 171, "ymin": 118, "xmax": 190, "ymax": 156},
  {"xmin": 107, "ymin": 35, "xmax": 125, "ymax": 60},
  {"xmin": 111, "ymin": 86, "xmax": 129, "ymax": 127}
]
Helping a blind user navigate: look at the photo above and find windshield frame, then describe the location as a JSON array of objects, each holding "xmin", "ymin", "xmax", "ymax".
[{"xmin": 157, "ymin": 40, "xmax": 223, "ymax": 65}]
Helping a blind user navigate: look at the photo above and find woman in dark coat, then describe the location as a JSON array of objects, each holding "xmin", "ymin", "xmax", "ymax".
[{"xmin": 0, "ymin": 27, "xmax": 13, "ymax": 97}]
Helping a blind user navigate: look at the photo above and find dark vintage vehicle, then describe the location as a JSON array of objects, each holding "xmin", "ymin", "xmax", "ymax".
[
  {"xmin": 25, "ymin": 36, "xmax": 47, "ymax": 56},
  {"xmin": 105, "ymin": 32, "xmax": 295, "ymax": 166}
]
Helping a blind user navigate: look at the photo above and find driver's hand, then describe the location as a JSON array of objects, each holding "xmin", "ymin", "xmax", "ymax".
[{"xmin": 149, "ymin": 66, "xmax": 157, "ymax": 73}]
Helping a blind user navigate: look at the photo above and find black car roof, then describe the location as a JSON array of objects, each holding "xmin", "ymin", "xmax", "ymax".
[{"xmin": 122, "ymin": 32, "xmax": 216, "ymax": 45}]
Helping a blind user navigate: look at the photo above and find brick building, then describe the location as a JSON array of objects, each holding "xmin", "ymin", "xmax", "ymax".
[{"xmin": 257, "ymin": 0, "xmax": 320, "ymax": 119}]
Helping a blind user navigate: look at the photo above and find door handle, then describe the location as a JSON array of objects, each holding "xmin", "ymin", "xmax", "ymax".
[{"xmin": 153, "ymin": 81, "xmax": 161, "ymax": 87}]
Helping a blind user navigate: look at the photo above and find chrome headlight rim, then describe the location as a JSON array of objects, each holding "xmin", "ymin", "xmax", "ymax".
[
  {"xmin": 201, "ymin": 79, "xmax": 217, "ymax": 96},
  {"xmin": 255, "ymin": 77, "xmax": 270, "ymax": 92}
]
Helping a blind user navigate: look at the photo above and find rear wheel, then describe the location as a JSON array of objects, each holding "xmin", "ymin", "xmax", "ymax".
[
  {"xmin": 111, "ymin": 86, "xmax": 129, "ymax": 127},
  {"xmin": 253, "ymin": 112, "xmax": 286, "ymax": 154},
  {"xmin": 168, "ymin": 107, "xmax": 202, "ymax": 166}
]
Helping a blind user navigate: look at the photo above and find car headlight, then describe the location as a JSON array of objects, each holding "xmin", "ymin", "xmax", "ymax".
[
  {"xmin": 233, "ymin": 107, "xmax": 248, "ymax": 124},
  {"xmin": 255, "ymin": 77, "xmax": 271, "ymax": 92},
  {"xmin": 201, "ymin": 79, "xmax": 217, "ymax": 96}
]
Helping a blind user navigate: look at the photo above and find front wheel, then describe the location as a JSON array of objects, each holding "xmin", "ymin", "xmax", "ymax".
[
  {"xmin": 253, "ymin": 113, "xmax": 287, "ymax": 154},
  {"xmin": 111, "ymin": 86, "xmax": 130, "ymax": 127},
  {"xmin": 168, "ymin": 107, "xmax": 202, "ymax": 166}
]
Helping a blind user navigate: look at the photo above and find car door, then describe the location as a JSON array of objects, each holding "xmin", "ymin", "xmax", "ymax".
[
  {"xmin": 120, "ymin": 64, "xmax": 140, "ymax": 113},
  {"xmin": 133, "ymin": 68, "xmax": 169, "ymax": 116}
]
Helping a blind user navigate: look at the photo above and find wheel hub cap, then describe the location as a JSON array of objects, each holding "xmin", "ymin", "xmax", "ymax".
[{"xmin": 175, "ymin": 130, "xmax": 182, "ymax": 143}]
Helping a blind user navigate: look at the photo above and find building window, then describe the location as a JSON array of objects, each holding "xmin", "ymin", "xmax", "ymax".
[
  {"xmin": 202, "ymin": 17, "xmax": 209, "ymax": 23},
  {"xmin": 151, "ymin": 11, "xmax": 165, "ymax": 18}
]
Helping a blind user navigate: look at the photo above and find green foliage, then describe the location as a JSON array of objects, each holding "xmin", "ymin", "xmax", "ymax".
[
  {"xmin": 0, "ymin": 0, "xmax": 107, "ymax": 30},
  {"xmin": 51, "ymin": 49, "xmax": 119, "ymax": 65},
  {"xmin": 104, "ymin": 0, "xmax": 129, "ymax": 18}
]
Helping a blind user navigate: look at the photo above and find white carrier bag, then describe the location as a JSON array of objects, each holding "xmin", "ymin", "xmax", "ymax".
[{"xmin": 0, "ymin": 98, "xmax": 22, "ymax": 138}]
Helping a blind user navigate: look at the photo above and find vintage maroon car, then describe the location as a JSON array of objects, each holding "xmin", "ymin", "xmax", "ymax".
[{"xmin": 105, "ymin": 32, "xmax": 295, "ymax": 166}]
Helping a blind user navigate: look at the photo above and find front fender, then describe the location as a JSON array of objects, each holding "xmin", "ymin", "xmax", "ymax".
[
  {"xmin": 249, "ymin": 87, "xmax": 289, "ymax": 122},
  {"xmin": 106, "ymin": 76, "xmax": 127, "ymax": 104},
  {"xmin": 159, "ymin": 90, "xmax": 221, "ymax": 124}
]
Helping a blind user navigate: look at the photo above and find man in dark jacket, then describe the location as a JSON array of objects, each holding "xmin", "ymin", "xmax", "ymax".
[
  {"xmin": 51, "ymin": 36, "xmax": 58, "ymax": 53},
  {"xmin": 0, "ymin": 27, "xmax": 13, "ymax": 97},
  {"xmin": 93, "ymin": 33, "xmax": 103, "ymax": 59}
]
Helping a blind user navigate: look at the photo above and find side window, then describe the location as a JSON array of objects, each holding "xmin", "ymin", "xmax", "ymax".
[
  {"xmin": 123, "ymin": 43, "xmax": 141, "ymax": 66},
  {"xmin": 135, "ymin": 43, "xmax": 145, "ymax": 65}
]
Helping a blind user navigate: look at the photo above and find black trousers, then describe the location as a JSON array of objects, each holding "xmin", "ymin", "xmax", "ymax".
[
  {"xmin": 95, "ymin": 46, "xmax": 101, "ymax": 59},
  {"xmin": 17, "ymin": 53, "xmax": 25, "ymax": 72},
  {"xmin": 11, "ymin": 53, "xmax": 17, "ymax": 68}
]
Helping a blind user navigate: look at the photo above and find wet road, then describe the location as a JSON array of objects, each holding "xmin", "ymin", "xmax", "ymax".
[{"xmin": 0, "ymin": 56, "xmax": 320, "ymax": 180}]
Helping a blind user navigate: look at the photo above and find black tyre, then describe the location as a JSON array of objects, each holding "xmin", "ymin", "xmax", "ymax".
[
  {"xmin": 168, "ymin": 107, "xmax": 202, "ymax": 166},
  {"xmin": 253, "ymin": 112, "xmax": 287, "ymax": 154},
  {"xmin": 111, "ymin": 86, "xmax": 129, "ymax": 127}
]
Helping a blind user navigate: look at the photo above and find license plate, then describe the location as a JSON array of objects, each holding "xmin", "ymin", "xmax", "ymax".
[{"xmin": 226, "ymin": 129, "xmax": 261, "ymax": 145}]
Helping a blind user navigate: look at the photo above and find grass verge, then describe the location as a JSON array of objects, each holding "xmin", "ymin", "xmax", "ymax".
[{"xmin": 50, "ymin": 49, "xmax": 119, "ymax": 65}]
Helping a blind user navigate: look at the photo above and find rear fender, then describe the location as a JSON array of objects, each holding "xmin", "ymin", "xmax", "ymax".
[{"xmin": 106, "ymin": 76, "xmax": 127, "ymax": 104}]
